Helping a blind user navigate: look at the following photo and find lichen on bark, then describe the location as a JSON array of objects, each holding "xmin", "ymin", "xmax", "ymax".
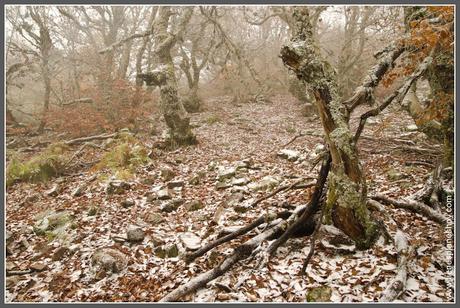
[{"xmin": 281, "ymin": 7, "xmax": 378, "ymax": 249}]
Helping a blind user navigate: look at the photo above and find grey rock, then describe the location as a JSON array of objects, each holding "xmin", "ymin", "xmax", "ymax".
[
  {"xmin": 120, "ymin": 199, "xmax": 135, "ymax": 208},
  {"xmin": 160, "ymin": 166, "xmax": 175, "ymax": 181},
  {"xmin": 277, "ymin": 149, "xmax": 300, "ymax": 161},
  {"xmin": 127, "ymin": 225, "xmax": 145, "ymax": 242},
  {"xmin": 184, "ymin": 200, "xmax": 204, "ymax": 211},
  {"xmin": 145, "ymin": 212, "xmax": 164, "ymax": 224},
  {"xmin": 231, "ymin": 177, "xmax": 250, "ymax": 186},
  {"xmin": 91, "ymin": 248, "xmax": 128, "ymax": 279},
  {"xmin": 45, "ymin": 184, "xmax": 60, "ymax": 197},
  {"xmin": 217, "ymin": 167, "xmax": 237, "ymax": 181},
  {"xmin": 179, "ymin": 232, "xmax": 202, "ymax": 251},
  {"xmin": 105, "ymin": 180, "xmax": 131, "ymax": 195},
  {"xmin": 248, "ymin": 176, "xmax": 280, "ymax": 191},
  {"xmin": 160, "ymin": 199, "xmax": 184, "ymax": 212},
  {"xmin": 189, "ymin": 171, "xmax": 206, "ymax": 185},
  {"xmin": 157, "ymin": 188, "xmax": 173, "ymax": 200},
  {"xmin": 167, "ymin": 180, "xmax": 184, "ymax": 189}
]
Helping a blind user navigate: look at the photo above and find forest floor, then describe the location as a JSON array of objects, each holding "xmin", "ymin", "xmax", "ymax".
[{"xmin": 5, "ymin": 94, "xmax": 454, "ymax": 302}]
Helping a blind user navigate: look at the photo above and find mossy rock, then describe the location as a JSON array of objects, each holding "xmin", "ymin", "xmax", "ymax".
[{"xmin": 306, "ymin": 286, "xmax": 332, "ymax": 302}]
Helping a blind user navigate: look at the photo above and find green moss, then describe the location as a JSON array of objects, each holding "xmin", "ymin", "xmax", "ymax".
[
  {"xmin": 96, "ymin": 137, "xmax": 150, "ymax": 180},
  {"xmin": 6, "ymin": 143, "xmax": 69, "ymax": 187}
]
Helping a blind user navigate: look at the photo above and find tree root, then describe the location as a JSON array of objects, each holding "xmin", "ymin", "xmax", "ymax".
[
  {"xmin": 65, "ymin": 133, "xmax": 117, "ymax": 146},
  {"xmin": 380, "ymin": 230, "xmax": 410, "ymax": 302},
  {"xmin": 160, "ymin": 155, "xmax": 331, "ymax": 301},
  {"xmin": 370, "ymin": 194, "xmax": 447, "ymax": 225}
]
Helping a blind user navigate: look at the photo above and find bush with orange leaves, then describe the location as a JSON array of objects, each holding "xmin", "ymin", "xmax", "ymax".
[{"xmin": 46, "ymin": 79, "xmax": 155, "ymax": 138}]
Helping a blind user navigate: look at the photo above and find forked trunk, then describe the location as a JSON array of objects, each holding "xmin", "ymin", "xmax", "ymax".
[{"xmin": 280, "ymin": 8, "xmax": 378, "ymax": 249}]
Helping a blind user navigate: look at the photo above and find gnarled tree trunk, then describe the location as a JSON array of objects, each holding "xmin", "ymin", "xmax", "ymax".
[
  {"xmin": 140, "ymin": 7, "xmax": 196, "ymax": 146},
  {"xmin": 280, "ymin": 8, "xmax": 378, "ymax": 249}
]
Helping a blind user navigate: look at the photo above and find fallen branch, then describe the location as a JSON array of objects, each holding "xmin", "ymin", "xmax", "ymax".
[
  {"xmin": 370, "ymin": 194, "xmax": 447, "ymax": 225},
  {"xmin": 160, "ymin": 219, "xmax": 287, "ymax": 302},
  {"xmin": 6, "ymin": 269, "xmax": 33, "ymax": 276},
  {"xmin": 185, "ymin": 178, "xmax": 314, "ymax": 263},
  {"xmin": 380, "ymin": 230, "xmax": 410, "ymax": 302},
  {"xmin": 64, "ymin": 142, "xmax": 104, "ymax": 168},
  {"xmin": 65, "ymin": 133, "xmax": 117, "ymax": 146}
]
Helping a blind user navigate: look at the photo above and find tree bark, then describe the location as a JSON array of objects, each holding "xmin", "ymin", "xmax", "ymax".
[{"xmin": 280, "ymin": 8, "xmax": 378, "ymax": 249}]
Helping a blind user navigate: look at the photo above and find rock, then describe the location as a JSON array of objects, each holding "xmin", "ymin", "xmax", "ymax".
[
  {"xmin": 306, "ymin": 286, "xmax": 332, "ymax": 302},
  {"xmin": 167, "ymin": 180, "xmax": 184, "ymax": 189},
  {"xmin": 45, "ymin": 184, "xmax": 60, "ymax": 197},
  {"xmin": 145, "ymin": 212, "xmax": 164, "ymax": 224},
  {"xmin": 72, "ymin": 184, "xmax": 86, "ymax": 197},
  {"xmin": 215, "ymin": 181, "xmax": 231, "ymax": 190},
  {"xmin": 105, "ymin": 180, "xmax": 131, "ymax": 195},
  {"xmin": 175, "ymin": 155, "xmax": 187, "ymax": 164},
  {"xmin": 406, "ymin": 124, "xmax": 419, "ymax": 132},
  {"xmin": 223, "ymin": 192, "xmax": 245, "ymax": 207},
  {"xmin": 26, "ymin": 193, "xmax": 40, "ymax": 203},
  {"xmin": 314, "ymin": 143, "xmax": 325, "ymax": 154},
  {"xmin": 160, "ymin": 199, "xmax": 184, "ymax": 213},
  {"xmin": 213, "ymin": 205, "xmax": 225, "ymax": 224},
  {"xmin": 179, "ymin": 232, "xmax": 202, "ymax": 251},
  {"xmin": 277, "ymin": 149, "xmax": 300, "ymax": 161},
  {"xmin": 242, "ymin": 158, "xmax": 253, "ymax": 168},
  {"xmin": 160, "ymin": 166, "xmax": 175, "ymax": 181},
  {"xmin": 166, "ymin": 244, "xmax": 179, "ymax": 258},
  {"xmin": 248, "ymin": 176, "xmax": 280, "ymax": 191},
  {"xmin": 207, "ymin": 161, "xmax": 218, "ymax": 171},
  {"xmin": 189, "ymin": 171, "xmax": 206, "ymax": 185},
  {"xmin": 184, "ymin": 200, "xmax": 204, "ymax": 211},
  {"xmin": 34, "ymin": 211, "xmax": 72, "ymax": 236},
  {"xmin": 30, "ymin": 262, "xmax": 47, "ymax": 272},
  {"xmin": 120, "ymin": 199, "xmax": 135, "ymax": 208},
  {"xmin": 157, "ymin": 188, "xmax": 173, "ymax": 200},
  {"xmin": 234, "ymin": 204, "xmax": 251, "ymax": 213},
  {"xmin": 127, "ymin": 225, "xmax": 145, "ymax": 242},
  {"xmin": 52, "ymin": 246, "xmax": 70, "ymax": 261},
  {"xmin": 91, "ymin": 248, "xmax": 128, "ymax": 279},
  {"xmin": 231, "ymin": 177, "xmax": 250, "ymax": 186},
  {"xmin": 217, "ymin": 167, "xmax": 237, "ymax": 181},
  {"xmin": 156, "ymin": 243, "xmax": 179, "ymax": 258}
]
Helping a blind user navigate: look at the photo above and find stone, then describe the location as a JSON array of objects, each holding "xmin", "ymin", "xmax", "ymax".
[
  {"xmin": 26, "ymin": 193, "xmax": 40, "ymax": 203},
  {"xmin": 207, "ymin": 161, "xmax": 218, "ymax": 171},
  {"xmin": 91, "ymin": 248, "xmax": 128, "ymax": 278},
  {"xmin": 45, "ymin": 184, "xmax": 60, "ymax": 197},
  {"xmin": 165, "ymin": 244, "xmax": 179, "ymax": 258},
  {"xmin": 234, "ymin": 204, "xmax": 251, "ymax": 213},
  {"xmin": 145, "ymin": 212, "xmax": 164, "ymax": 224},
  {"xmin": 34, "ymin": 211, "xmax": 72, "ymax": 236},
  {"xmin": 72, "ymin": 184, "xmax": 86, "ymax": 197},
  {"xmin": 306, "ymin": 286, "xmax": 332, "ymax": 302},
  {"xmin": 189, "ymin": 171, "xmax": 206, "ymax": 185},
  {"xmin": 121, "ymin": 199, "xmax": 135, "ymax": 208},
  {"xmin": 52, "ymin": 246, "xmax": 70, "ymax": 261},
  {"xmin": 167, "ymin": 180, "xmax": 184, "ymax": 189},
  {"xmin": 215, "ymin": 181, "xmax": 231, "ymax": 190},
  {"xmin": 127, "ymin": 225, "xmax": 145, "ymax": 242},
  {"xmin": 160, "ymin": 199, "xmax": 184, "ymax": 213},
  {"xmin": 248, "ymin": 176, "xmax": 280, "ymax": 191},
  {"xmin": 406, "ymin": 124, "xmax": 419, "ymax": 132},
  {"xmin": 179, "ymin": 232, "xmax": 202, "ymax": 251},
  {"xmin": 30, "ymin": 262, "xmax": 47, "ymax": 272},
  {"xmin": 157, "ymin": 188, "xmax": 173, "ymax": 200},
  {"xmin": 160, "ymin": 166, "xmax": 175, "ymax": 181},
  {"xmin": 314, "ymin": 143, "xmax": 326, "ymax": 154},
  {"xmin": 217, "ymin": 167, "xmax": 237, "ymax": 181},
  {"xmin": 277, "ymin": 149, "xmax": 300, "ymax": 161},
  {"xmin": 105, "ymin": 180, "xmax": 131, "ymax": 195},
  {"xmin": 184, "ymin": 200, "xmax": 204, "ymax": 211},
  {"xmin": 223, "ymin": 193, "xmax": 244, "ymax": 207},
  {"xmin": 231, "ymin": 177, "xmax": 250, "ymax": 186}
]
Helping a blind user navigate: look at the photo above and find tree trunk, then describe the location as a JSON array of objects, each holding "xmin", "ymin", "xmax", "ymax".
[
  {"xmin": 280, "ymin": 8, "xmax": 378, "ymax": 249},
  {"xmin": 144, "ymin": 7, "xmax": 196, "ymax": 146}
]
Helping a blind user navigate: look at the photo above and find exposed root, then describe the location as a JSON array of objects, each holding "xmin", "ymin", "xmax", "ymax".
[
  {"xmin": 370, "ymin": 194, "xmax": 447, "ymax": 225},
  {"xmin": 65, "ymin": 133, "xmax": 117, "ymax": 146},
  {"xmin": 380, "ymin": 230, "xmax": 410, "ymax": 302}
]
